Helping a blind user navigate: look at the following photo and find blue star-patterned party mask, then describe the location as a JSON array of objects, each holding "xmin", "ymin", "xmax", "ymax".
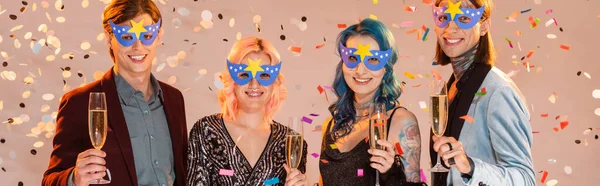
[
  {"xmin": 432, "ymin": 0, "xmax": 485, "ymax": 29},
  {"xmin": 339, "ymin": 42, "xmax": 391, "ymax": 71},
  {"xmin": 110, "ymin": 19, "xmax": 161, "ymax": 47},
  {"xmin": 226, "ymin": 58, "xmax": 282, "ymax": 86}
]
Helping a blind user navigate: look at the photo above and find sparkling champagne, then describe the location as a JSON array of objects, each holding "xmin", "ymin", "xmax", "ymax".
[
  {"xmin": 89, "ymin": 110, "xmax": 107, "ymax": 150},
  {"xmin": 286, "ymin": 134, "xmax": 303, "ymax": 169},
  {"xmin": 369, "ymin": 119, "xmax": 387, "ymax": 150},
  {"xmin": 430, "ymin": 95, "xmax": 448, "ymax": 137}
]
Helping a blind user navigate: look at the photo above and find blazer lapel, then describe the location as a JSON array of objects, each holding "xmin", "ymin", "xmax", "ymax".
[
  {"xmin": 100, "ymin": 67, "xmax": 138, "ymax": 186},
  {"xmin": 158, "ymin": 82, "xmax": 185, "ymax": 185},
  {"xmin": 446, "ymin": 63, "xmax": 492, "ymax": 140}
]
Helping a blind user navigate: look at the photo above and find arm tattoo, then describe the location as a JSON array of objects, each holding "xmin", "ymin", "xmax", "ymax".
[{"xmin": 399, "ymin": 119, "xmax": 422, "ymax": 182}]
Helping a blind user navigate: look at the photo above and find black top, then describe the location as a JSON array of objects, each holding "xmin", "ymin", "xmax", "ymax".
[
  {"xmin": 320, "ymin": 107, "xmax": 415, "ymax": 186},
  {"xmin": 187, "ymin": 114, "xmax": 307, "ymax": 186}
]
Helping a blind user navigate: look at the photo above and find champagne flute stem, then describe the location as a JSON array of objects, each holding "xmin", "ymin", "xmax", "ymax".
[{"xmin": 375, "ymin": 171, "xmax": 380, "ymax": 186}]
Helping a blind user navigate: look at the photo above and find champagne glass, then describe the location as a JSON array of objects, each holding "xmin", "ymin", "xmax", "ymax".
[
  {"xmin": 88, "ymin": 92, "xmax": 112, "ymax": 184},
  {"xmin": 429, "ymin": 80, "xmax": 450, "ymax": 172},
  {"xmin": 286, "ymin": 117, "xmax": 304, "ymax": 169},
  {"xmin": 369, "ymin": 103, "xmax": 387, "ymax": 186}
]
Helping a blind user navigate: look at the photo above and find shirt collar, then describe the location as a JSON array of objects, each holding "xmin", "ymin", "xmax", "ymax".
[{"xmin": 114, "ymin": 72, "xmax": 164, "ymax": 106}]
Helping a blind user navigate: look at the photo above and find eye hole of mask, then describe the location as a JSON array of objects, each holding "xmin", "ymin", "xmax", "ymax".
[
  {"xmin": 458, "ymin": 15, "xmax": 471, "ymax": 23},
  {"xmin": 259, "ymin": 73, "xmax": 271, "ymax": 80},
  {"xmin": 438, "ymin": 14, "xmax": 449, "ymax": 22},
  {"xmin": 347, "ymin": 56, "xmax": 358, "ymax": 62},
  {"xmin": 143, "ymin": 33, "xmax": 154, "ymax": 40},
  {"xmin": 120, "ymin": 34, "xmax": 134, "ymax": 41},
  {"xmin": 237, "ymin": 72, "xmax": 250, "ymax": 79},
  {"xmin": 367, "ymin": 58, "xmax": 380, "ymax": 65}
]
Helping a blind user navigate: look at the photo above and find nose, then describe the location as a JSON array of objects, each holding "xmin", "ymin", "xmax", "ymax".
[
  {"xmin": 131, "ymin": 39, "xmax": 143, "ymax": 50},
  {"xmin": 355, "ymin": 62, "xmax": 368, "ymax": 75},
  {"xmin": 445, "ymin": 21, "xmax": 459, "ymax": 33},
  {"xmin": 248, "ymin": 78, "xmax": 260, "ymax": 88}
]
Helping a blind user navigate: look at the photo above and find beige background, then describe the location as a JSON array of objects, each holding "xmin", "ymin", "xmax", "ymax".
[{"xmin": 1, "ymin": 0, "xmax": 599, "ymax": 185}]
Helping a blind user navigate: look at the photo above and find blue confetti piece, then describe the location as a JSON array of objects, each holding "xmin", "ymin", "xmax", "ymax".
[
  {"xmin": 422, "ymin": 28, "xmax": 430, "ymax": 41},
  {"xmin": 432, "ymin": 61, "xmax": 439, "ymax": 66},
  {"xmin": 264, "ymin": 177, "xmax": 280, "ymax": 185},
  {"xmin": 32, "ymin": 43, "xmax": 42, "ymax": 54},
  {"xmin": 520, "ymin": 8, "xmax": 532, "ymax": 13}
]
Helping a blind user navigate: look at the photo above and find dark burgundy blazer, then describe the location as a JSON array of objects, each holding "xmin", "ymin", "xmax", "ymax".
[{"xmin": 42, "ymin": 68, "xmax": 188, "ymax": 186}]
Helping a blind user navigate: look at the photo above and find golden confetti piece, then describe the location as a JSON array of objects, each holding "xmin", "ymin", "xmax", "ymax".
[
  {"xmin": 81, "ymin": 0, "xmax": 89, "ymax": 8},
  {"xmin": 61, "ymin": 53, "xmax": 74, "ymax": 60},
  {"xmin": 584, "ymin": 72, "xmax": 591, "ymax": 79},
  {"xmin": 404, "ymin": 72, "xmax": 415, "ymax": 79},
  {"xmin": 253, "ymin": 15, "xmax": 262, "ymax": 23},
  {"xmin": 1, "ymin": 51, "xmax": 8, "ymax": 59},
  {"xmin": 167, "ymin": 56, "xmax": 179, "ymax": 67},
  {"xmin": 515, "ymin": 30, "xmax": 522, "ymax": 36},
  {"xmin": 46, "ymin": 12, "xmax": 52, "ymax": 22},
  {"xmin": 297, "ymin": 22, "xmax": 308, "ymax": 31},
  {"xmin": 0, "ymin": 35, "xmax": 3, "ymax": 44},
  {"xmin": 200, "ymin": 20, "xmax": 213, "ymax": 29},
  {"xmin": 547, "ymin": 34, "xmax": 556, "ymax": 39},
  {"xmin": 33, "ymin": 141, "xmax": 44, "ymax": 148},
  {"xmin": 24, "ymin": 76, "xmax": 34, "ymax": 84},
  {"xmin": 419, "ymin": 101, "xmax": 427, "ymax": 109},
  {"xmin": 0, "ymin": 100, "xmax": 3, "ymax": 111},
  {"xmin": 56, "ymin": 16, "xmax": 66, "ymax": 23},
  {"xmin": 31, "ymin": 127, "xmax": 42, "ymax": 135},
  {"xmin": 199, "ymin": 69, "xmax": 208, "ymax": 75},
  {"xmin": 41, "ymin": 104, "xmax": 50, "ymax": 112},
  {"xmin": 1, "ymin": 71, "xmax": 17, "ymax": 81},
  {"xmin": 24, "ymin": 32, "xmax": 32, "ymax": 40},
  {"xmin": 177, "ymin": 51, "xmax": 187, "ymax": 60},
  {"xmin": 45, "ymin": 122, "xmax": 55, "ymax": 131},
  {"xmin": 45, "ymin": 55, "xmax": 55, "ymax": 61},
  {"xmin": 93, "ymin": 71, "xmax": 104, "ymax": 80},
  {"xmin": 168, "ymin": 76, "xmax": 177, "ymax": 85},
  {"xmin": 62, "ymin": 71, "xmax": 72, "ymax": 78},
  {"xmin": 96, "ymin": 33, "xmax": 105, "ymax": 41},
  {"xmin": 41, "ymin": 1, "xmax": 49, "ymax": 8},
  {"xmin": 14, "ymin": 39, "xmax": 22, "ymax": 49},
  {"xmin": 228, "ymin": 18, "xmax": 236, "ymax": 28},
  {"xmin": 236, "ymin": 32, "xmax": 242, "ymax": 40},
  {"xmin": 595, "ymin": 108, "xmax": 600, "ymax": 116},
  {"xmin": 546, "ymin": 179, "xmax": 558, "ymax": 186},
  {"xmin": 548, "ymin": 94, "xmax": 557, "ymax": 103},
  {"xmin": 330, "ymin": 144, "xmax": 338, "ymax": 149},
  {"xmin": 593, "ymin": 89, "xmax": 600, "ymax": 99},
  {"xmin": 45, "ymin": 131, "xmax": 54, "ymax": 138},
  {"xmin": 369, "ymin": 14, "xmax": 378, "ymax": 20},
  {"xmin": 373, "ymin": 0, "xmax": 379, "ymax": 4},
  {"xmin": 22, "ymin": 91, "xmax": 31, "ymax": 99},
  {"xmin": 80, "ymin": 41, "xmax": 91, "ymax": 50},
  {"xmin": 193, "ymin": 26, "xmax": 202, "ymax": 32},
  {"xmin": 33, "ymin": 3, "xmax": 37, "ymax": 11},
  {"xmin": 10, "ymin": 25, "xmax": 24, "ymax": 32},
  {"xmin": 55, "ymin": 0, "xmax": 63, "ymax": 11}
]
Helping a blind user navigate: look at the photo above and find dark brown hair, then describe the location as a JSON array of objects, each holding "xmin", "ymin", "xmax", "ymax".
[
  {"xmin": 102, "ymin": 0, "xmax": 162, "ymax": 62},
  {"xmin": 435, "ymin": 0, "xmax": 495, "ymax": 66}
]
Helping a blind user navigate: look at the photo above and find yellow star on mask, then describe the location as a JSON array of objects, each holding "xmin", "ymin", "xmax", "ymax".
[
  {"xmin": 353, "ymin": 42, "xmax": 373, "ymax": 62},
  {"xmin": 127, "ymin": 19, "xmax": 148, "ymax": 40},
  {"xmin": 444, "ymin": 0, "xmax": 464, "ymax": 21},
  {"xmin": 244, "ymin": 58, "xmax": 265, "ymax": 78}
]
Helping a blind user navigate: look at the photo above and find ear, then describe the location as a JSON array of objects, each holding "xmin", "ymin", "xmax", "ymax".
[
  {"xmin": 104, "ymin": 31, "xmax": 112, "ymax": 48},
  {"xmin": 156, "ymin": 28, "xmax": 164, "ymax": 45},
  {"xmin": 479, "ymin": 19, "xmax": 491, "ymax": 36}
]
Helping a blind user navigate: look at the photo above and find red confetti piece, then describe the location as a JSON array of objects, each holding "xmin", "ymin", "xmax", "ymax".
[
  {"xmin": 560, "ymin": 121, "xmax": 569, "ymax": 129},
  {"xmin": 541, "ymin": 171, "xmax": 548, "ymax": 183},
  {"xmin": 395, "ymin": 142, "xmax": 404, "ymax": 155},
  {"xmin": 288, "ymin": 46, "xmax": 302, "ymax": 54},
  {"xmin": 528, "ymin": 16, "xmax": 538, "ymax": 28},
  {"xmin": 321, "ymin": 159, "xmax": 329, "ymax": 164},
  {"xmin": 533, "ymin": 131, "xmax": 540, "ymax": 134},
  {"xmin": 553, "ymin": 127, "xmax": 559, "ymax": 132},
  {"xmin": 555, "ymin": 115, "xmax": 560, "ymax": 120},
  {"xmin": 526, "ymin": 50, "xmax": 534, "ymax": 58},
  {"xmin": 315, "ymin": 43, "xmax": 325, "ymax": 49},
  {"xmin": 422, "ymin": 0, "xmax": 433, "ymax": 5},
  {"xmin": 412, "ymin": 84, "xmax": 422, "ymax": 88},
  {"xmin": 404, "ymin": 6, "xmax": 416, "ymax": 12},
  {"xmin": 553, "ymin": 18, "xmax": 558, "ymax": 26},
  {"xmin": 541, "ymin": 113, "xmax": 549, "ymax": 118},
  {"xmin": 337, "ymin": 24, "xmax": 347, "ymax": 28},
  {"xmin": 432, "ymin": 69, "xmax": 442, "ymax": 80},
  {"xmin": 481, "ymin": 88, "xmax": 487, "ymax": 93},
  {"xmin": 560, "ymin": 45, "xmax": 570, "ymax": 50},
  {"xmin": 421, "ymin": 25, "xmax": 428, "ymax": 31},
  {"xmin": 317, "ymin": 85, "xmax": 324, "ymax": 94},
  {"xmin": 460, "ymin": 115, "xmax": 475, "ymax": 123}
]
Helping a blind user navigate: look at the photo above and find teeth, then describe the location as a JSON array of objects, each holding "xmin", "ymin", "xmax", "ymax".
[
  {"xmin": 355, "ymin": 78, "xmax": 370, "ymax": 83},
  {"xmin": 247, "ymin": 92, "xmax": 261, "ymax": 97},
  {"xmin": 130, "ymin": 55, "xmax": 145, "ymax": 60},
  {"xmin": 447, "ymin": 39, "xmax": 461, "ymax": 43}
]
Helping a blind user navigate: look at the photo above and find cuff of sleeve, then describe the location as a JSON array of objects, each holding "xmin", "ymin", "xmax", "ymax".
[
  {"xmin": 462, "ymin": 157, "xmax": 484, "ymax": 186},
  {"xmin": 461, "ymin": 156, "xmax": 475, "ymax": 180},
  {"xmin": 68, "ymin": 169, "xmax": 75, "ymax": 186}
]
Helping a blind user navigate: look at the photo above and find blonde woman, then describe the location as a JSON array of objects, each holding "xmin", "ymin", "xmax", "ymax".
[{"xmin": 187, "ymin": 37, "xmax": 308, "ymax": 186}]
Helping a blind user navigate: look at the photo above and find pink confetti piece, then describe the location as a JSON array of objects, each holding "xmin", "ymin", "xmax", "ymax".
[
  {"xmin": 309, "ymin": 113, "xmax": 319, "ymax": 117},
  {"xmin": 546, "ymin": 9, "xmax": 553, "ymax": 14},
  {"xmin": 420, "ymin": 169, "xmax": 427, "ymax": 182},
  {"xmin": 311, "ymin": 153, "xmax": 319, "ymax": 158},
  {"xmin": 357, "ymin": 169, "xmax": 364, "ymax": 177},
  {"xmin": 533, "ymin": 131, "xmax": 540, "ymax": 134},
  {"xmin": 323, "ymin": 86, "xmax": 333, "ymax": 90},
  {"xmin": 400, "ymin": 21, "xmax": 413, "ymax": 28},
  {"xmin": 302, "ymin": 116, "xmax": 313, "ymax": 124},
  {"xmin": 219, "ymin": 169, "xmax": 234, "ymax": 176}
]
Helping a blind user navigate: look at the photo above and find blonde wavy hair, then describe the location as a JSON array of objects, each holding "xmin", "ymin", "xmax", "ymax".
[{"xmin": 218, "ymin": 37, "xmax": 287, "ymax": 123}]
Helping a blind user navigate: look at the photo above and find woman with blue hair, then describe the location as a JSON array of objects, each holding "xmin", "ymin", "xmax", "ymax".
[{"xmin": 319, "ymin": 18, "xmax": 426, "ymax": 186}]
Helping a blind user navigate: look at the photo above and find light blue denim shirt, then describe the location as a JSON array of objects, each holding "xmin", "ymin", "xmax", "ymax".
[{"xmin": 447, "ymin": 67, "xmax": 535, "ymax": 186}]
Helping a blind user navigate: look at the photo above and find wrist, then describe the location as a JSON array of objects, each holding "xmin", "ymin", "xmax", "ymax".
[{"xmin": 461, "ymin": 156, "xmax": 475, "ymax": 178}]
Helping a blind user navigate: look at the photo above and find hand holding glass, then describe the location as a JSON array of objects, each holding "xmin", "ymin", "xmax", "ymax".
[
  {"xmin": 88, "ymin": 92, "xmax": 112, "ymax": 184},
  {"xmin": 430, "ymin": 80, "xmax": 450, "ymax": 173}
]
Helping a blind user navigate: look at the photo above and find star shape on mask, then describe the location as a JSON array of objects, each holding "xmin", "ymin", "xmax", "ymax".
[
  {"xmin": 444, "ymin": 0, "xmax": 464, "ymax": 21},
  {"xmin": 127, "ymin": 19, "xmax": 148, "ymax": 40},
  {"xmin": 353, "ymin": 42, "xmax": 374, "ymax": 62},
  {"xmin": 244, "ymin": 58, "xmax": 265, "ymax": 78}
]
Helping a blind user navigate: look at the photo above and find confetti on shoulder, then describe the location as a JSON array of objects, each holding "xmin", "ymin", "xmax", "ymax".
[
  {"xmin": 460, "ymin": 115, "xmax": 474, "ymax": 123},
  {"xmin": 218, "ymin": 169, "xmax": 234, "ymax": 176},
  {"xmin": 264, "ymin": 177, "xmax": 280, "ymax": 185},
  {"xmin": 357, "ymin": 169, "xmax": 364, "ymax": 177},
  {"xmin": 330, "ymin": 144, "xmax": 338, "ymax": 149}
]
